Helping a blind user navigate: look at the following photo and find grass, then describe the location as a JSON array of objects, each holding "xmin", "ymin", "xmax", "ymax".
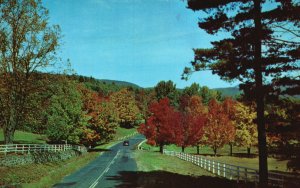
[
  {"xmin": 0, "ymin": 129, "xmax": 46, "ymax": 144},
  {"xmin": 113, "ymin": 126, "xmax": 137, "ymax": 141},
  {"xmin": 135, "ymin": 150, "xmax": 214, "ymax": 177},
  {"xmin": 0, "ymin": 152, "xmax": 99, "ymax": 187},
  {"xmin": 140, "ymin": 143, "xmax": 289, "ymax": 173},
  {"xmin": 133, "ymin": 150, "xmax": 254, "ymax": 187}
]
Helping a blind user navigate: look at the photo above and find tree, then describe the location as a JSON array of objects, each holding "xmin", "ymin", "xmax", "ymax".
[
  {"xmin": 0, "ymin": 0, "xmax": 61, "ymax": 143},
  {"xmin": 110, "ymin": 88, "xmax": 140, "ymax": 128},
  {"xmin": 79, "ymin": 85, "xmax": 118, "ymax": 147},
  {"xmin": 203, "ymin": 99, "xmax": 235, "ymax": 156},
  {"xmin": 234, "ymin": 102, "xmax": 258, "ymax": 156},
  {"xmin": 182, "ymin": 83, "xmax": 201, "ymax": 97},
  {"xmin": 177, "ymin": 95, "xmax": 206, "ymax": 153},
  {"xmin": 154, "ymin": 80, "xmax": 179, "ymax": 106},
  {"xmin": 138, "ymin": 98, "xmax": 181, "ymax": 153},
  {"xmin": 45, "ymin": 79, "xmax": 87, "ymax": 144},
  {"xmin": 182, "ymin": 0, "xmax": 299, "ymax": 184}
]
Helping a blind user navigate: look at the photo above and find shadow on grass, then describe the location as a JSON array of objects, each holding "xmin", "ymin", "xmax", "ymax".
[
  {"xmin": 88, "ymin": 148, "xmax": 111, "ymax": 152},
  {"xmin": 106, "ymin": 170, "xmax": 255, "ymax": 188}
]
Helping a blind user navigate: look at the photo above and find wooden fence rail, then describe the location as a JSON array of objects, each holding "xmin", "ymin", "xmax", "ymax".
[
  {"xmin": 163, "ymin": 149, "xmax": 299, "ymax": 188},
  {"xmin": 0, "ymin": 144, "xmax": 87, "ymax": 155}
]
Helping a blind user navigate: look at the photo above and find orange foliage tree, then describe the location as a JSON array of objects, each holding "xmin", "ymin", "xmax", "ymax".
[{"xmin": 203, "ymin": 99, "xmax": 235, "ymax": 156}]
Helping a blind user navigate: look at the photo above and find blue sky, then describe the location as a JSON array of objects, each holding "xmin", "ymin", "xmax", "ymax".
[{"xmin": 43, "ymin": 0, "xmax": 238, "ymax": 89}]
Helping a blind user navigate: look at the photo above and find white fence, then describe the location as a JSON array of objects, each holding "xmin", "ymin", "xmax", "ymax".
[
  {"xmin": 0, "ymin": 144, "xmax": 87, "ymax": 155},
  {"xmin": 163, "ymin": 150, "xmax": 300, "ymax": 188}
]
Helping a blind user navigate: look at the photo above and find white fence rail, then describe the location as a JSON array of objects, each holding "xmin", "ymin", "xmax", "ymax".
[
  {"xmin": 163, "ymin": 150, "xmax": 299, "ymax": 188},
  {"xmin": 116, "ymin": 131, "xmax": 138, "ymax": 141},
  {"xmin": 0, "ymin": 144, "xmax": 87, "ymax": 155}
]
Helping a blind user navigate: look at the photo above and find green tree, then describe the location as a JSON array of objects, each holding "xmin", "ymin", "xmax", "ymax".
[
  {"xmin": 110, "ymin": 88, "xmax": 140, "ymax": 128},
  {"xmin": 154, "ymin": 80, "xmax": 179, "ymax": 106},
  {"xmin": 0, "ymin": 0, "xmax": 61, "ymax": 143},
  {"xmin": 182, "ymin": 83, "xmax": 201, "ymax": 97},
  {"xmin": 182, "ymin": 0, "xmax": 299, "ymax": 184},
  {"xmin": 45, "ymin": 79, "xmax": 87, "ymax": 144}
]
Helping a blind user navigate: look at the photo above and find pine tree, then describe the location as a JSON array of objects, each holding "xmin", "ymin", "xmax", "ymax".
[{"xmin": 183, "ymin": 0, "xmax": 299, "ymax": 184}]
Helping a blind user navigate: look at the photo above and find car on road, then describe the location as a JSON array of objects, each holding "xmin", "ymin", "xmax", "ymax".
[{"xmin": 123, "ymin": 140, "xmax": 129, "ymax": 146}]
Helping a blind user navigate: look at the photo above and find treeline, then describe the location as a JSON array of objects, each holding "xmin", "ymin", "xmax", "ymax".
[{"xmin": 139, "ymin": 81, "xmax": 300, "ymax": 157}]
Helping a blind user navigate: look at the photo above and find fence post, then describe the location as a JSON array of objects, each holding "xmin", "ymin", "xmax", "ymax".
[
  {"xmin": 230, "ymin": 166, "xmax": 232, "ymax": 180},
  {"xmin": 212, "ymin": 161, "xmax": 215, "ymax": 174},
  {"xmin": 208, "ymin": 160, "xmax": 211, "ymax": 171},
  {"xmin": 237, "ymin": 166, "xmax": 240, "ymax": 183},
  {"xmin": 22, "ymin": 145, "xmax": 25, "ymax": 154},
  {"xmin": 244, "ymin": 168, "xmax": 248, "ymax": 182},
  {"xmin": 15, "ymin": 145, "xmax": 18, "ymax": 154},
  {"xmin": 200, "ymin": 157, "xmax": 203, "ymax": 167},
  {"xmin": 217, "ymin": 162, "xmax": 220, "ymax": 176},
  {"xmin": 223, "ymin": 164, "xmax": 226, "ymax": 177}
]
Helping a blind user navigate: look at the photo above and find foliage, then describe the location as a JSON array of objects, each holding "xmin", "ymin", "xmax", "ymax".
[
  {"xmin": 234, "ymin": 102, "xmax": 258, "ymax": 151},
  {"xmin": 182, "ymin": 0, "xmax": 299, "ymax": 184},
  {"xmin": 110, "ymin": 88, "xmax": 141, "ymax": 128},
  {"xmin": 0, "ymin": 0, "xmax": 61, "ymax": 143},
  {"xmin": 154, "ymin": 80, "xmax": 179, "ymax": 106},
  {"xmin": 177, "ymin": 95, "xmax": 206, "ymax": 152},
  {"xmin": 45, "ymin": 79, "xmax": 88, "ymax": 144},
  {"xmin": 138, "ymin": 98, "xmax": 181, "ymax": 153},
  {"xmin": 203, "ymin": 99, "xmax": 235, "ymax": 156}
]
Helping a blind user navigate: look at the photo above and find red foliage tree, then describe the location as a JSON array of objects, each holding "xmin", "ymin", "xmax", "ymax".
[
  {"xmin": 138, "ymin": 98, "xmax": 181, "ymax": 153},
  {"xmin": 177, "ymin": 95, "xmax": 206, "ymax": 153}
]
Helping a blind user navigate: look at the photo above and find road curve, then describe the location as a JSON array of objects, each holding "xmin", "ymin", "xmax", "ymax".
[{"xmin": 53, "ymin": 134, "xmax": 145, "ymax": 188}]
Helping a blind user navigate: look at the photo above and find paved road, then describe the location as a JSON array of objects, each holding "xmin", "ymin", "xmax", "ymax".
[{"xmin": 53, "ymin": 134, "xmax": 145, "ymax": 188}]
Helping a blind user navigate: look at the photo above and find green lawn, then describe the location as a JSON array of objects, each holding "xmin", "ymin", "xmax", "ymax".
[
  {"xmin": 0, "ymin": 129, "xmax": 46, "ymax": 144},
  {"xmin": 133, "ymin": 150, "xmax": 253, "ymax": 187},
  {"xmin": 140, "ymin": 142, "xmax": 289, "ymax": 173},
  {"xmin": 113, "ymin": 126, "xmax": 137, "ymax": 141}
]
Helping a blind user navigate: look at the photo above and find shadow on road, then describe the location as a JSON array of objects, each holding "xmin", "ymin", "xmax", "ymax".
[{"xmin": 106, "ymin": 170, "xmax": 255, "ymax": 188}]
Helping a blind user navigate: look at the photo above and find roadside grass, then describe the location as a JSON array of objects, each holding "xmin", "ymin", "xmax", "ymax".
[
  {"xmin": 140, "ymin": 143, "xmax": 288, "ymax": 173},
  {"xmin": 133, "ymin": 150, "xmax": 254, "ymax": 187},
  {"xmin": 0, "ymin": 152, "xmax": 99, "ymax": 187},
  {"xmin": 113, "ymin": 126, "xmax": 137, "ymax": 141},
  {"xmin": 0, "ymin": 129, "xmax": 46, "ymax": 144}
]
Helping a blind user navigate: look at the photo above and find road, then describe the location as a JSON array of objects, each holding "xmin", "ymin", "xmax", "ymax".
[{"xmin": 53, "ymin": 134, "xmax": 145, "ymax": 188}]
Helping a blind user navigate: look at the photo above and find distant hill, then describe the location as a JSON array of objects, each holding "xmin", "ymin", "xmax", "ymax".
[
  {"xmin": 99, "ymin": 79, "xmax": 140, "ymax": 88},
  {"xmin": 214, "ymin": 86, "xmax": 242, "ymax": 97}
]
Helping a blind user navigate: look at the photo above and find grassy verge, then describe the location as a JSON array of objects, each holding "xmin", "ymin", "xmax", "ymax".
[
  {"xmin": 140, "ymin": 143, "xmax": 288, "ymax": 173},
  {"xmin": 0, "ymin": 152, "xmax": 99, "ymax": 187},
  {"xmin": 135, "ymin": 150, "xmax": 214, "ymax": 177},
  {"xmin": 113, "ymin": 126, "xmax": 137, "ymax": 141},
  {"xmin": 0, "ymin": 129, "xmax": 46, "ymax": 144},
  {"xmin": 133, "ymin": 150, "xmax": 253, "ymax": 187}
]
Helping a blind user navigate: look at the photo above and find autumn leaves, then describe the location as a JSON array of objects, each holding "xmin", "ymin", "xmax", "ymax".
[{"xmin": 139, "ymin": 96, "xmax": 257, "ymax": 156}]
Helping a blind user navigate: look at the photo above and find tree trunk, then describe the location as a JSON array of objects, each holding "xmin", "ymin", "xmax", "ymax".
[
  {"xmin": 159, "ymin": 144, "xmax": 164, "ymax": 153},
  {"xmin": 4, "ymin": 103, "xmax": 17, "ymax": 144},
  {"xmin": 182, "ymin": 146, "xmax": 185, "ymax": 153},
  {"xmin": 230, "ymin": 143, "xmax": 233, "ymax": 156},
  {"xmin": 213, "ymin": 147, "xmax": 217, "ymax": 157},
  {"xmin": 254, "ymin": 0, "xmax": 268, "ymax": 186},
  {"xmin": 197, "ymin": 145, "xmax": 200, "ymax": 155},
  {"xmin": 247, "ymin": 147, "xmax": 251, "ymax": 157}
]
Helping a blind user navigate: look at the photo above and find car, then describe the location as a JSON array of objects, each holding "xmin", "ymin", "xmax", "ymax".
[{"xmin": 123, "ymin": 140, "xmax": 129, "ymax": 146}]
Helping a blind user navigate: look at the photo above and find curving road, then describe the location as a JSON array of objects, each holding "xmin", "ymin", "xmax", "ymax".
[{"xmin": 53, "ymin": 134, "xmax": 145, "ymax": 188}]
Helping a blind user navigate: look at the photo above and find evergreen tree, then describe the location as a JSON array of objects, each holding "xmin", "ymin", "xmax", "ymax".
[{"xmin": 182, "ymin": 0, "xmax": 299, "ymax": 184}]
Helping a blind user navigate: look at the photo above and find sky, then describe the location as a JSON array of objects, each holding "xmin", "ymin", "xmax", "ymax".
[{"xmin": 43, "ymin": 0, "xmax": 238, "ymax": 89}]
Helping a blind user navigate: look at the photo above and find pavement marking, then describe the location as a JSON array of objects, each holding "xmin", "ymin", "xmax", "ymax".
[{"xmin": 88, "ymin": 150, "xmax": 120, "ymax": 188}]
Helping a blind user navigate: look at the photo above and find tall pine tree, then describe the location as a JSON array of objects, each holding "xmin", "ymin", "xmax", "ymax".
[{"xmin": 183, "ymin": 0, "xmax": 299, "ymax": 185}]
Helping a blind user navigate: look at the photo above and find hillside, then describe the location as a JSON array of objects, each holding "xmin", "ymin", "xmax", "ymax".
[
  {"xmin": 214, "ymin": 86, "xmax": 242, "ymax": 97},
  {"xmin": 99, "ymin": 79, "xmax": 140, "ymax": 88}
]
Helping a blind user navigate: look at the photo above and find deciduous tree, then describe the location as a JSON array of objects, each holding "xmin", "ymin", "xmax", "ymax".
[
  {"xmin": 138, "ymin": 98, "xmax": 181, "ymax": 153},
  {"xmin": 0, "ymin": 0, "xmax": 61, "ymax": 143},
  {"xmin": 203, "ymin": 99, "xmax": 235, "ymax": 156},
  {"xmin": 110, "ymin": 88, "xmax": 140, "ymax": 128}
]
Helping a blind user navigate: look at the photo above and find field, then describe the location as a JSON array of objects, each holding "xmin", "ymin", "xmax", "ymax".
[
  {"xmin": 140, "ymin": 143, "xmax": 289, "ymax": 173},
  {"xmin": 0, "ymin": 129, "xmax": 46, "ymax": 144}
]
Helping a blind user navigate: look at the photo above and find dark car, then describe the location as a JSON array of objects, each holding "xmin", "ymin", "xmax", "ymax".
[{"xmin": 123, "ymin": 140, "xmax": 129, "ymax": 146}]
